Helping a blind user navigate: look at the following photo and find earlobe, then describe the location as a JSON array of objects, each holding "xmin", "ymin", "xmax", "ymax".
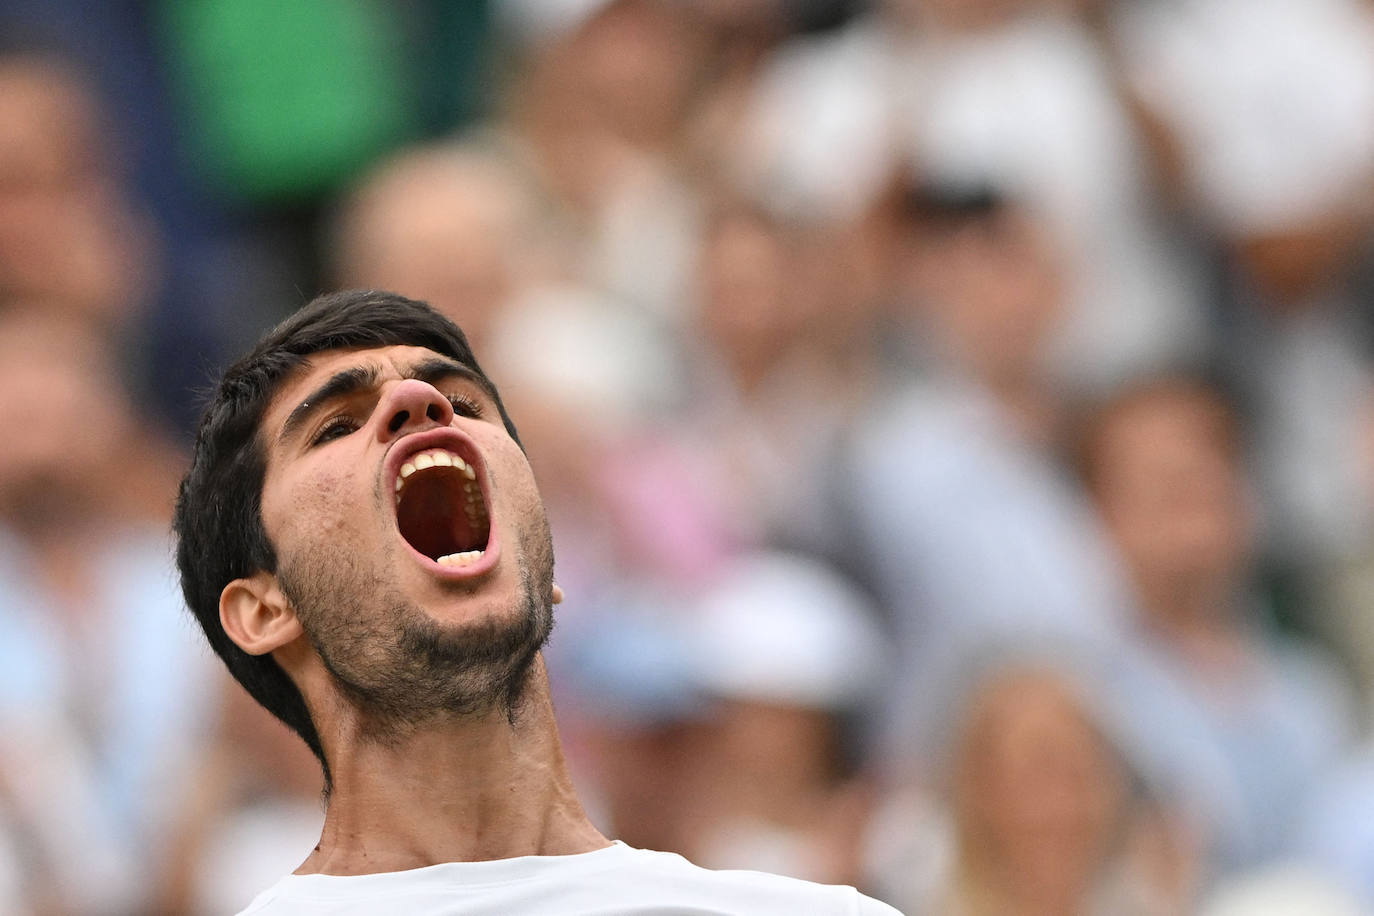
[
  {"xmin": 220, "ymin": 572, "xmax": 303, "ymax": 655},
  {"xmin": 551, "ymin": 583, "xmax": 565, "ymax": 605}
]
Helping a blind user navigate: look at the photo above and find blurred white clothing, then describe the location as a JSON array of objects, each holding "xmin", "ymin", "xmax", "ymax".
[
  {"xmin": 1117, "ymin": 0, "xmax": 1374, "ymax": 234},
  {"xmin": 1299, "ymin": 744, "xmax": 1374, "ymax": 911},
  {"xmin": 1201, "ymin": 865, "xmax": 1366, "ymax": 916},
  {"xmin": 688, "ymin": 551, "xmax": 886, "ymax": 711},
  {"xmin": 1142, "ymin": 626, "xmax": 1357, "ymax": 870},
  {"xmin": 848, "ymin": 376, "xmax": 1132, "ymax": 666},
  {"xmin": 0, "ymin": 525, "xmax": 217, "ymax": 912}
]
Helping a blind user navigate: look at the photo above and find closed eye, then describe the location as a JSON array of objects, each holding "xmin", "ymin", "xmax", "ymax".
[
  {"xmin": 447, "ymin": 393, "xmax": 482, "ymax": 419},
  {"xmin": 311, "ymin": 415, "xmax": 361, "ymax": 445},
  {"xmin": 311, "ymin": 392, "xmax": 478, "ymax": 447}
]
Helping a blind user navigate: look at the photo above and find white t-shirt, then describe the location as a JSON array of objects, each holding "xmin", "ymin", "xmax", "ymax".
[{"xmin": 237, "ymin": 841, "xmax": 902, "ymax": 915}]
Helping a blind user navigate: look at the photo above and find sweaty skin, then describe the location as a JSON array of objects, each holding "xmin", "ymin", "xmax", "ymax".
[{"xmin": 218, "ymin": 345, "xmax": 607, "ymax": 875}]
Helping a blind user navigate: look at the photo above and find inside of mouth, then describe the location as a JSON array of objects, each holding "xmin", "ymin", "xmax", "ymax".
[{"xmin": 396, "ymin": 468, "xmax": 489, "ymax": 561}]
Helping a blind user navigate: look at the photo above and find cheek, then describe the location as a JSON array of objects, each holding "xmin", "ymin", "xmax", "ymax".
[
  {"xmin": 268, "ymin": 466, "xmax": 375, "ymax": 548},
  {"xmin": 475, "ymin": 431, "xmax": 536, "ymax": 498},
  {"xmin": 497, "ymin": 453, "xmax": 548, "ymax": 524}
]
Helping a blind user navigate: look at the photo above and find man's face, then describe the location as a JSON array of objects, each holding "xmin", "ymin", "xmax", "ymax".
[
  {"xmin": 955, "ymin": 671, "xmax": 1128, "ymax": 897},
  {"xmin": 1092, "ymin": 391, "xmax": 1250, "ymax": 596},
  {"xmin": 257, "ymin": 344, "xmax": 555, "ymax": 729}
]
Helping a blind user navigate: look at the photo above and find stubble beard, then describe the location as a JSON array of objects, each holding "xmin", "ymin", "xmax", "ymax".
[{"xmin": 278, "ymin": 509, "xmax": 556, "ymax": 745}]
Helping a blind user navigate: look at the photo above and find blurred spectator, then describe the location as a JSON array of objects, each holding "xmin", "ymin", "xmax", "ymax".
[
  {"xmin": 901, "ymin": 0, "xmax": 1212, "ymax": 390},
  {"xmin": 678, "ymin": 552, "xmax": 886, "ymax": 886},
  {"xmin": 330, "ymin": 142, "xmax": 556, "ymax": 355},
  {"xmin": 0, "ymin": 313, "xmax": 214, "ymax": 914},
  {"xmin": 707, "ymin": 13, "xmax": 899, "ymax": 226},
  {"xmin": 1079, "ymin": 375, "xmax": 1358, "ymax": 870},
  {"xmin": 847, "ymin": 187, "xmax": 1135, "ymax": 746},
  {"xmin": 493, "ymin": 0, "xmax": 710, "ymax": 321},
  {"xmin": 1115, "ymin": 0, "xmax": 1374, "ymax": 566},
  {"xmin": 0, "ymin": 18, "xmax": 302, "ymax": 438},
  {"xmin": 0, "ymin": 52, "xmax": 154, "ymax": 325},
  {"xmin": 553, "ymin": 549, "xmax": 888, "ymax": 886},
  {"xmin": 554, "ymin": 596, "xmax": 710, "ymax": 857},
  {"xmin": 7, "ymin": 0, "xmax": 1374, "ymax": 910},
  {"xmin": 676, "ymin": 202, "xmax": 882, "ymax": 557},
  {"xmin": 869, "ymin": 642, "xmax": 1197, "ymax": 915},
  {"xmin": 727, "ymin": 0, "xmax": 1210, "ymax": 389}
]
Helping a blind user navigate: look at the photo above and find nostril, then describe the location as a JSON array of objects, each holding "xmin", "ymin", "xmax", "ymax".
[
  {"xmin": 388, "ymin": 410, "xmax": 410, "ymax": 433},
  {"xmin": 426, "ymin": 403, "xmax": 443, "ymax": 422}
]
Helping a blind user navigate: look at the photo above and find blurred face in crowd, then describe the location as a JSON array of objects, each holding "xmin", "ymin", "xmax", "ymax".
[
  {"xmin": 334, "ymin": 152, "xmax": 534, "ymax": 354},
  {"xmin": 566, "ymin": 0, "xmax": 706, "ymax": 147},
  {"xmin": 0, "ymin": 55, "xmax": 150, "ymax": 320},
  {"xmin": 1086, "ymin": 384, "xmax": 1252, "ymax": 609},
  {"xmin": 697, "ymin": 208, "xmax": 799, "ymax": 384},
  {"xmin": 702, "ymin": 699, "xmax": 841, "ymax": 811},
  {"xmin": 580, "ymin": 716, "xmax": 705, "ymax": 853},
  {"xmin": 682, "ymin": 698, "xmax": 862, "ymax": 886},
  {"xmin": 0, "ymin": 57, "xmax": 99, "ymax": 189},
  {"xmin": 1234, "ymin": 215, "xmax": 1368, "ymax": 309},
  {"xmin": 0, "ymin": 313, "xmax": 134, "ymax": 525},
  {"xmin": 952, "ymin": 669, "xmax": 1129, "ymax": 908},
  {"xmin": 901, "ymin": 204, "xmax": 1064, "ymax": 386}
]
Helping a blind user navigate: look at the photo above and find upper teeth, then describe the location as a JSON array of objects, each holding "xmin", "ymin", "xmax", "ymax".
[
  {"xmin": 395, "ymin": 448, "xmax": 476, "ymax": 492},
  {"xmin": 437, "ymin": 549, "xmax": 484, "ymax": 567}
]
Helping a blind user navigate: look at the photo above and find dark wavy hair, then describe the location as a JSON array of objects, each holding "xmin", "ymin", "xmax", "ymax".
[{"xmin": 173, "ymin": 290, "xmax": 519, "ymax": 782}]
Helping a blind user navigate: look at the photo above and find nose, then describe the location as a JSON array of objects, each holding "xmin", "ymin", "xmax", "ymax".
[{"xmin": 376, "ymin": 378, "xmax": 454, "ymax": 442}]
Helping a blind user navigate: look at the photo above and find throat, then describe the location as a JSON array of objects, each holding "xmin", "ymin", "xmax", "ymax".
[{"xmin": 395, "ymin": 467, "xmax": 490, "ymax": 561}]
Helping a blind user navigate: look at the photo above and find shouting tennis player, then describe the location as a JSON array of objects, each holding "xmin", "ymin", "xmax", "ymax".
[{"xmin": 174, "ymin": 290, "xmax": 900, "ymax": 915}]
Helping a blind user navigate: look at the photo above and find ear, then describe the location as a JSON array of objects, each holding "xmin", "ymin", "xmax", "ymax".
[
  {"xmin": 551, "ymin": 582, "xmax": 565, "ymax": 605},
  {"xmin": 220, "ymin": 571, "xmax": 303, "ymax": 655}
]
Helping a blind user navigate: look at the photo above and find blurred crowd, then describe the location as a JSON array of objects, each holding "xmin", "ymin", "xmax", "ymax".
[{"xmin": 3, "ymin": 0, "xmax": 1374, "ymax": 913}]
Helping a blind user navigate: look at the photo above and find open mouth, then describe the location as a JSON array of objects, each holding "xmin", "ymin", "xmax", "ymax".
[{"xmin": 393, "ymin": 446, "xmax": 491, "ymax": 568}]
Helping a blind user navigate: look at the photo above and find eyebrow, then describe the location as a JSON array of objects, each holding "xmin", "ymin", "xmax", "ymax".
[{"xmin": 277, "ymin": 355, "xmax": 495, "ymax": 446}]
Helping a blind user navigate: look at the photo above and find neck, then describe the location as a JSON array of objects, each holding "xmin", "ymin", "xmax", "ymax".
[
  {"xmin": 299, "ymin": 659, "xmax": 608, "ymax": 875},
  {"xmin": 1137, "ymin": 575, "xmax": 1234, "ymax": 640}
]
